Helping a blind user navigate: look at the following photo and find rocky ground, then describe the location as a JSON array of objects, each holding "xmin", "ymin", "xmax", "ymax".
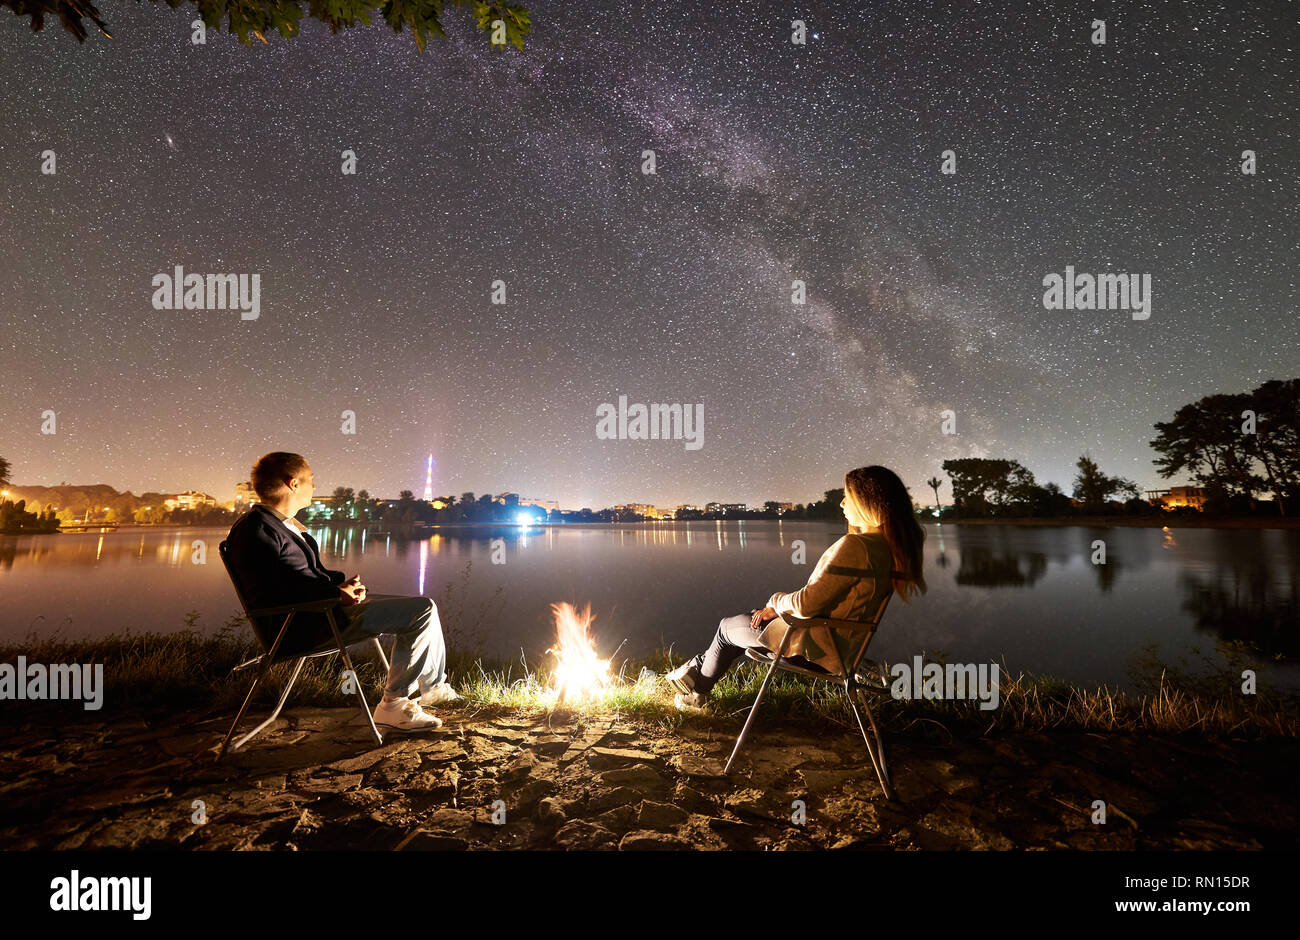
[{"xmin": 1, "ymin": 704, "xmax": 1295, "ymax": 850}]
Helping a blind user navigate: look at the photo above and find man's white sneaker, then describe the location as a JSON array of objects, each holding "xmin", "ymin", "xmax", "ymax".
[
  {"xmin": 418, "ymin": 682, "xmax": 462, "ymax": 707},
  {"xmin": 372, "ymin": 696, "xmax": 442, "ymax": 731}
]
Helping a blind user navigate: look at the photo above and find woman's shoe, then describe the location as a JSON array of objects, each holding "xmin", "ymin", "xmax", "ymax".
[
  {"xmin": 665, "ymin": 658, "xmax": 705, "ymax": 694},
  {"xmin": 673, "ymin": 691, "xmax": 710, "ymax": 713}
]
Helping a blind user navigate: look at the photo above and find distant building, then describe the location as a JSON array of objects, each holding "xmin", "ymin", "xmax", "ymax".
[
  {"xmin": 163, "ymin": 490, "xmax": 216, "ymax": 511},
  {"xmin": 1145, "ymin": 486, "xmax": 1206, "ymax": 510},
  {"xmin": 705, "ymin": 502, "xmax": 747, "ymax": 515},
  {"xmin": 233, "ymin": 481, "xmax": 257, "ymax": 512},
  {"xmin": 308, "ymin": 495, "xmax": 342, "ymax": 517},
  {"xmin": 521, "ymin": 497, "xmax": 560, "ymax": 513},
  {"xmin": 491, "ymin": 493, "xmax": 560, "ymax": 513},
  {"xmin": 609, "ymin": 503, "xmax": 675, "ymax": 519}
]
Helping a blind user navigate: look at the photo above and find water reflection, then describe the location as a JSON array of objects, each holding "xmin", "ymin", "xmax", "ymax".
[
  {"xmin": 953, "ymin": 545, "xmax": 1049, "ymax": 588},
  {"xmin": 1, "ymin": 522, "xmax": 1297, "ymax": 693},
  {"xmin": 1179, "ymin": 565, "xmax": 1300, "ymax": 657},
  {"xmin": 945, "ymin": 525, "xmax": 1152, "ymax": 592}
]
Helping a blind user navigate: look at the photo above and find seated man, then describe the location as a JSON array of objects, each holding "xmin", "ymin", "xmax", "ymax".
[{"xmin": 225, "ymin": 451, "xmax": 458, "ymax": 732}]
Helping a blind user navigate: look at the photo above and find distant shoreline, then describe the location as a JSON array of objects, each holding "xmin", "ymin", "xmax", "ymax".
[
  {"xmin": 4, "ymin": 515, "xmax": 1298, "ymax": 536},
  {"xmin": 407, "ymin": 517, "xmax": 1300, "ymax": 530},
  {"xmin": 935, "ymin": 515, "xmax": 1300, "ymax": 530}
]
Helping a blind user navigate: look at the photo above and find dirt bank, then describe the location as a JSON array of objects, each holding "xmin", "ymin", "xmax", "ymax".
[{"xmin": 0, "ymin": 704, "xmax": 1294, "ymax": 850}]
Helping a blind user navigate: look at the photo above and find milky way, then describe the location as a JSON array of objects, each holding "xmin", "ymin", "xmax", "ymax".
[{"xmin": 1, "ymin": 0, "xmax": 1296, "ymax": 508}]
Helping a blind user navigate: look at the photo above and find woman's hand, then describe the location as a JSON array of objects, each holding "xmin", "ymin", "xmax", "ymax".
[{"xmin": 750, "ymin": 607, "xmax": 778, "ymax": 629}]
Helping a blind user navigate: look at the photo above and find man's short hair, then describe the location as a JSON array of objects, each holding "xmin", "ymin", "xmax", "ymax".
[{"xmin": 250, "ymin": 452, "xmax": 309, "ymax": 501}]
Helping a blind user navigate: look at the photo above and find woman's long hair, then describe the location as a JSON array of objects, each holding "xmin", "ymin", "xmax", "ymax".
[{"xmin": 844, "ymin": 466, "xmax": 927, "ymax": 602}]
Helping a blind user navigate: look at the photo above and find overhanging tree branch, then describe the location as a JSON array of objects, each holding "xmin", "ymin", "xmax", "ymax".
[{"xmin": 2, "ymin": 0, "xmax": 532, "ymax": 50}]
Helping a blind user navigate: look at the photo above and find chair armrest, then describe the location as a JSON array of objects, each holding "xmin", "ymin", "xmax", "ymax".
[
  {"xmin": 247, "ymin": 597, "xmax": 343, "ymax": 618},
  {"xmin": 783, "ymin": 615, "xmax": 877, "ymax": 634}
]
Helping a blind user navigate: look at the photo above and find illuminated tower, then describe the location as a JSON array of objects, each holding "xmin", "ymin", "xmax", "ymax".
[{"xmin": 423, "ymin": 454, "xmax": 433, "ymax": 501}]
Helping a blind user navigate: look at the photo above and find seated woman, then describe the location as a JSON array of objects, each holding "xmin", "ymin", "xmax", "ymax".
[{"xmin": 665, "ymin": 465, "xmax": 926, "ymax": 710}]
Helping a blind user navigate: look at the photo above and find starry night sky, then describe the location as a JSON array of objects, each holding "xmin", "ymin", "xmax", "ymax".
[{"xmin": 1, "ymin": 0, "xmax": 1297, "ymax": 510}]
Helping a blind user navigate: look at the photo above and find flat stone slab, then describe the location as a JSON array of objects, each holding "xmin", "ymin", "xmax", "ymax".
[
  {"xmin": 469, "ymin": 727, "xmax": 529, "ymax": 744},
  {"xmin": 291, "ymin": 773, "xmax": 364, "ymax": 795},
  {"xmin": 637, "ymin": 801, "xmax": 691, "ymax": 830},
  {"xmin": 673, "ymin": 754, "xmax": 726, "ymax": 778},
  {"xmin": 396, "ymin": 829, "xmax": 470, "ymax": 851},
  {"xmin": 597, "ymin": 764, "xmax": 668, "ymax": 791},
  {"xmin": 586, "ymin": 747, "xmax": 663, "ymax": 770},
  {"xmin": 619, "ymin": 829, "xmax": 693, "ymax": 850}
]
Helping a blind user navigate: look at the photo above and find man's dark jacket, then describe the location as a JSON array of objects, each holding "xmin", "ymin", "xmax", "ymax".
[{"xmin": 224, "ymin": 504, "xmax": 350, "ymax": 656}]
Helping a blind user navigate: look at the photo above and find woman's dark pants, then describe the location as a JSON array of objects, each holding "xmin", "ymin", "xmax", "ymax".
[{"xmin": 692, "ymin": 613, "xmax": 771, "ymax": 693}]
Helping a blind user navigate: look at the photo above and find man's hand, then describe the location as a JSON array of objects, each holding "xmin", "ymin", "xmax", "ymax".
[
  {"xmin": 340, "ymin": 576, "xmax": 366, "ymax": 605},
  {"xmin": 750, "ymin": 606, "xmax": 778, "ymax": 629}
]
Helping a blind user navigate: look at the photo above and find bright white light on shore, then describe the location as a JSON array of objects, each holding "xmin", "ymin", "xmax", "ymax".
[{"xmin": 546, "ymin": 602, "xmax": 612, "ymax": 702}]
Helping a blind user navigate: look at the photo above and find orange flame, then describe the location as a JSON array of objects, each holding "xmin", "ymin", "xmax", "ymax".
[{"xmin": 547, "ymin": 602, "xmax": 612, "ymax": 702}]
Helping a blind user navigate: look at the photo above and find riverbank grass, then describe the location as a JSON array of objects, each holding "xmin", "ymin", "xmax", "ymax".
[{"xmin": 2, "ymin": 617, "xmax": 1295, "ymax": 738}]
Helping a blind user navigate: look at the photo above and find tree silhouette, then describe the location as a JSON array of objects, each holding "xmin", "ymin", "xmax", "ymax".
[
  {"xmin": 3, "ymin": 0, "xmax": 532, "ymax": 52},
  {"xmin": 1151, "ymin": 379, "xmax": 1297, "ymax": 513},
  {"xmin": 926, "ymin": 475, "xmax": 942, "ymax": 515},
  {"xmin": 1072, "ymin": 454, "xmax": 1139, "ymax": 509},
  {"xmin": 1241, "ymin": 379, "xmax": 1299, "ymax": 515},
  {"xmin": 941, "ymin": 458, "xmax": 1036, "ymax": 516}
]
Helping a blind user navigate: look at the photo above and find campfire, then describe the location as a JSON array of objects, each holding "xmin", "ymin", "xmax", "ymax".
[{"xmin": 546, "ymin": 602, "xmax": 613, "ymax": 702}]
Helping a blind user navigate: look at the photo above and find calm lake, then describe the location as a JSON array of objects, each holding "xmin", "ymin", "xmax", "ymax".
[{"xmin": 2, "ymin": 522, "xmax": 1297, "ymax": 694}]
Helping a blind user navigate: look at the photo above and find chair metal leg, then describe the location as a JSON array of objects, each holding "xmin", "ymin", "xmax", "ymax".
[
  {"xmin": 846, "ymin": 680, "xmax": 894, "ymax": 800},
  {"xmin": 228, "ymin": 657, "xmax": 307, "ymax": 754},
  {"xmin": 218, "ymin": 611, "xmax": 295, "ymax": 762},
  {"xmin": 372, "ymin": 636, "xmax": 391, "ymax": 673},
  {"xmin": 219, "ymin": 654, "xmax": 273, "ymax": 761},
  {"xmin": 860, "ymin": 693, "xmax": 892, "ymax": 791},
  {"xmin": 724, "ymin": 657, "xmax": 781, "ymax": 775},
  {"xmin": 328, "ymin": 610, "xmax": 384, "ymax": 747}
]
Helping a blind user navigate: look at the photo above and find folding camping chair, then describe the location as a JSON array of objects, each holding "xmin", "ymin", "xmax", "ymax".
[
  {"xmin": 216, "ymin": 539, "xmax": 389, "ymax": 760},
  {"xmin": 723, "ymin": 594, "xmax": 895, "ymax": 800}
]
